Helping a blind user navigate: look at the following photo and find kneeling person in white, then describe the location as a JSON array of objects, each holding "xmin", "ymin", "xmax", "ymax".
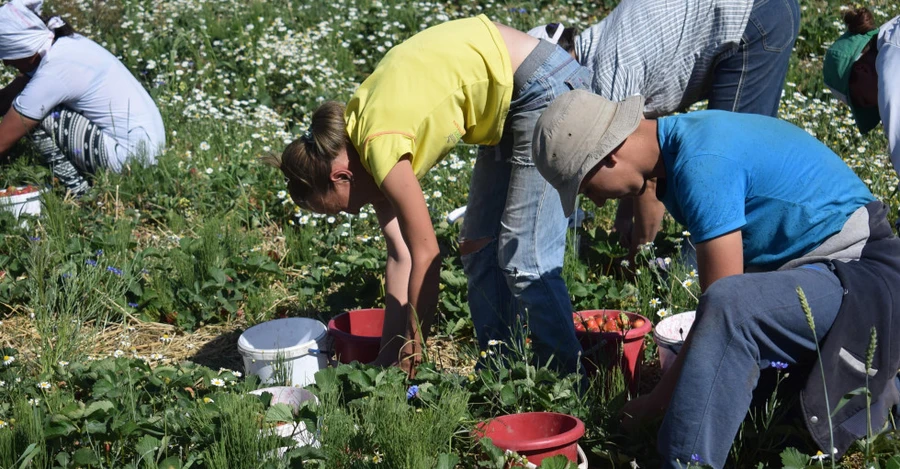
[{"xmin": 0, "ymin": 0, "xmax": 165, "ymax": 194}]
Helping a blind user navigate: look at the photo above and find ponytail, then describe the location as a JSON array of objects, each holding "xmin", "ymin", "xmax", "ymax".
[
  {"xmin": 260, "ymin": 101, "xmax": 351, "ymax": 209},
  {"xmin": 842, "ymin": 7, "xmax": 877, "ymax": 35},
  {"xmin": 42, "ymin": 14, "xmax": 75, "ymax": 38}
]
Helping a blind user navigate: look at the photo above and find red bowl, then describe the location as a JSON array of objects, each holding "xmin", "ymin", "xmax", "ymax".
[
  {"xmin": 327, "ymin": 308, "xmax": 384, "ymax": 364},
  {"xmin": 573, "ymin": 310, "xmax": 652, "ymax": 392},
  {"xmin": 475, "ymin": 412, "xmax": 585, "ymax": 465}
]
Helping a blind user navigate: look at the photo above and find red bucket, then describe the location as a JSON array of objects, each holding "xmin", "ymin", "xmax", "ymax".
[
  {"xmin": 475, "ymin": 412, "xmax": 585, "ymax": 465},
  {"xmin": 327, "ymin": 308, "xmax": 384, "ymax": 364},
  {"xmin": 573, "ymin": 310, "xmax": 651, "ymax": 392}
]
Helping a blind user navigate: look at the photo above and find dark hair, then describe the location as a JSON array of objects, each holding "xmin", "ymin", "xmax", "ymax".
[
  {"xmin": 842, "ymin": 7, "xmax": 876, "ymax": 35},
  {"xmin": 843, "ymin": 7, "xmax": 879, "ymax": 56},
  {"xmin": 260, "ymin": 101, "xmax": 351, "ymax": 210},
  {"xmin": 42, "ymin": 15, "xmax": 76, "ymax": 39},
  {"xmin": 545, "ymin": 23, "xmax": 579, "ymax": 54}
]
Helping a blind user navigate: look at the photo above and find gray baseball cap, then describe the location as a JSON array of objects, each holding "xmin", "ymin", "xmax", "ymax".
[{"xmin": 533, "ymin": 90, "xmax": 645, "ymax": 217}]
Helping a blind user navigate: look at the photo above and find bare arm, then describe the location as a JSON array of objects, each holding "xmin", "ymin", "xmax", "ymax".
[
  {"xmin": 372, "ymin": 198, "xmax": 413, "ymax": 366},
  {"xmin": 376, "ymin": 158, "xmax": 440, "ymax": 375},
  {"xmin": 0, "ymin": 75, "xmax": 29, "ymax": 116},
  {"xmin": 655, "ymin": 228, "xmax": 743, "ymax": 390},
  {"xmin": 615, "ymin": 178, "xmax": 666, "ymax": 261},
  {"xmin": 622, "ymin": 230, "xmax": 744, "ymax": 429},
  {"xmin": 0, "ymin": 107, "xmax": 39, "ymax": 161}
]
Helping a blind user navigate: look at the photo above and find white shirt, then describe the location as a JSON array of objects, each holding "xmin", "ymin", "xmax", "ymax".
[
  {"xmin": 877, "ymin": 15, "xmax": 900, "ymax": 181},
  {"xmin": 574, "ymin": 0, "xmax": 753, "ymax": 118},
  {"xmin": 13, "ymin": 34, "xmax": 165, "ymax": 170}
]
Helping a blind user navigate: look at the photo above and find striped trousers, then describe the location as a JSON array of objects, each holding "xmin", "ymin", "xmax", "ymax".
[{"xmin": 30, "ymin": 107, "xmax": 109, "ymax": 196}]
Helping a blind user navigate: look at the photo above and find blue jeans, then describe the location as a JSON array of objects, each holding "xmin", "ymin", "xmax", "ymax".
[
  {"xmin": 461, "ymin": 41, "xmax": 591, "ymax": 373},
  {"xmin": 658, "ymin": 263, "xmax": 842, "ymax": 468},
  {"xmin": 707, "ymin": 0, "xmax": 800, "ymax": 116}
]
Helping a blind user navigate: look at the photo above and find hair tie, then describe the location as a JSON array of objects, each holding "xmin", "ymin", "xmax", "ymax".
[
  {"xmin": 47, "ymin": 16, "xmax": 64, "ymax": 30},
  {"xmin": 301, "ymin": 128, "xmax": 313, "ymax": 144}
]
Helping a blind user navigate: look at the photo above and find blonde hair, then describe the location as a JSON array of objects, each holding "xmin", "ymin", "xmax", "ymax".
[{"xmin": 261, "ymin": 101, "xmax": 351, "ymax": 209}]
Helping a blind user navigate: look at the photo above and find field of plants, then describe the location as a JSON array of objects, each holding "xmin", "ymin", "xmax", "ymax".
[{"xmin": 1, "ymin": 0, "xmax": 900, "ymax": 467}]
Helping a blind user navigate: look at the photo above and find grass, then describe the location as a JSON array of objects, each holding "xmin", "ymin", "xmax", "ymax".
[{"xmin": 0, "ymin": 0, "xmax": 899, "ymax": 467}]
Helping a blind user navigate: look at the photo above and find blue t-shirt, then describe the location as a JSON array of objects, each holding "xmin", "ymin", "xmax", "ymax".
[{"xmin": 657, "ymin": 111, "xmax": 875, "ymax": 270}]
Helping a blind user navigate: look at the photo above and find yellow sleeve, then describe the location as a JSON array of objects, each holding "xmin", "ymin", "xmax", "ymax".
[{"xmin": 359, "ymin": 133, "xmax": 416, "ymax": 187}]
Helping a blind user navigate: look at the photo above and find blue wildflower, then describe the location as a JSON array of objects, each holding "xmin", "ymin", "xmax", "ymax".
[
  {"xmin": 106, "ymin": 266, "xmax": 123, "ymax": 276},
  {"xmin": 85, "ymin": 259, "xmax": 97, "ymax": 266},
  {"xmin": 29, "ymin": 236, "xmax": 40, "ymax": 241},
  {"xmin": 128, "ymin": 302, "xmax": 139, "ymax": 308},
  {"xmin": 95, "ymin": 249, "xmax": 103, "ymax": 257},
  {"xmin": 771, "ymin": 361, "xmax": 788, "ymax": 370},
  {"xmin": 690, "ymin": 454, "xmax": 703, "ymax": 464},
  {"xmin": 406, "ymin": 385, "xmax": 419, "ymax": 400},
  {"xmin": 52, "ymin": 111, "xmax": 60, "ymax": 119},
  {"xmin": 61, "ymin": 273, "xmax": 72, "ymax": 279}
]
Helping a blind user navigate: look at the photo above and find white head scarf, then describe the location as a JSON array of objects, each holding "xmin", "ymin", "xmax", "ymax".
[
  {"xmin": 526, "ymin": 23, "xmax": 566, "ymax": 44},
  {"xmin": 0, "ymin": 0, "xmax": 64, "ymax": 61}
]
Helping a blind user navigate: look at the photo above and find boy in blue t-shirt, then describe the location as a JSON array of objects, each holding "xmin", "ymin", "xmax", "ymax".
[{"xmin": 533, "ymin": 89, "xmax": 900, "ymax": 468}]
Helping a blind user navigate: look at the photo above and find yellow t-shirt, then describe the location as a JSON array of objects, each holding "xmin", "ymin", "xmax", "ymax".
[{"xmin": 345, "ymin": 15, "xmax": 513, "ymax": 186}]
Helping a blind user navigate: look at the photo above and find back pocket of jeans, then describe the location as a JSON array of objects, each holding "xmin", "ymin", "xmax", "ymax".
[
  {"xmin": 564, "ymin": 67, "xmax": 593, "ymax": 91},
  {"xmin": 748, "ymin": 0, "xmax": 797, "ymax": 53}
]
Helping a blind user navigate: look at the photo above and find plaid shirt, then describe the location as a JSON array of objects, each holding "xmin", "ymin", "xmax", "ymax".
[{"xmin": 575, "ymin": 0, "xmax": 753, "ymax": 117}]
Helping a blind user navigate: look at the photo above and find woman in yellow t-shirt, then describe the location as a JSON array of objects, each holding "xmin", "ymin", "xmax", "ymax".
[{"xmin": 266, "ymin": 15, "xmax": 591, "ymax": 375}]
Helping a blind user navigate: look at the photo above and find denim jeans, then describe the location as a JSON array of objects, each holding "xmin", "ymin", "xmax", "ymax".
[
  {"xmin": 461, "ymin": 40, "xmax": 591, "ymax": 373},
  {"xmin": 657, "ymin": 263, "xmax": 842, "ymax": 468},
  {"xmin": 707, "ymin": 0, "xmax": 801, "ymax": 116}
]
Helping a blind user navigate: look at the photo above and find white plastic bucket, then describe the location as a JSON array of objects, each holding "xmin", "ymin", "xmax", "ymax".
[
  {"xmin": 250, "ymin": 386, "xmax": 319, "ymax": 450},
  {"xmin": 652, "ymin": 311, "xmax": 696, "ymax": 375},
  {"xmin": 0, "ymin": 186, "xmax": 42, "ymax": 225},
  {"xmin": 238, "ymin": 318, "xmax": 329, "ymax": 387}
]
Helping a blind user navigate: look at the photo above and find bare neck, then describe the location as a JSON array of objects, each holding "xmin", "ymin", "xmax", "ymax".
[{"xmin": 626, "ymin": 119, "xmax": 664, "ymax": 180}]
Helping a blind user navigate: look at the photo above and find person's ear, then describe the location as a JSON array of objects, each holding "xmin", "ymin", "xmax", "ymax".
[
  {"xmin": 604, "ymin": 154, "xmax": 618, "ymax": 168},
  {"xmin": 330, "ymin": 167, "xmax": 354, "ymax": 184}
]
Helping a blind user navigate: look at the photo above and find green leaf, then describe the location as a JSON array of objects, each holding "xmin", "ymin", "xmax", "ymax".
[
  {"xmin": 15, "ymin": 443, "xmax": 40, "ymax": 468},
  {"xmin": 44, "ymin": 418, "xmax": 76, "ymax": 438},
  {"xmin": 135, "ymin": 435, "xmax": 161, "ymax": 460},
  {"xmin": 499, "ymin": 384, "xmax": 517, "ymax": 407},
  {"xmin": 437, "ymin": 453, "xmax": 460, "ymax": 469},
  {"xmin": 831, "ymin": 387, "xmax": 868, "ymax": 417},
  {"xmin": 73, "ymin": 447, "xmax": 100, "ymax": 466},
  {"xmin": 84, "ymin": 419, "xmax": 107, "ymax": 434},
  {"xmin": 779, "ymin": 447, "xmax": 809, "ymax": 469},
  {"xmin": 348, "ymin": 369, "xmax": 375, "ymax": 390},
  {"xmin": 207, "ymin": 267, "xmax": 226, "ymax": 285},
  {"xmin": 265, "ymin": 403, "xmax": 295, "ymax": 423},
  {"xmin": 886, "ymin": 455, "xmax": 900, "ymax": 469},
  {"xmin": 158, "ymin": 456, "xmax": 182, "ymax": 469},
  {"xmin": 478, "ymin": 438, "xmax": 507, "ymax": 468},
  {"xmin": 538, "ymin": 455, "xmax": 578, "ymax": 469},
  {"xmin": 83, "ymin": 400, "xmax": 114, "ymax": 418}
]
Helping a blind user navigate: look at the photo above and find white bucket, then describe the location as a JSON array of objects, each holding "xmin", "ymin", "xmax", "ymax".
[
  {"xmin": 238, "ymin": 318, "xmax": 329, "ymax": 387},
  {"xmin": 652, "ymin": 311, "xmax": 696, "ymax": 375},
  {"xmin": 0, "ymin": 186, "xmax": 42, "ymax": 225},
  {"xmin": 250, "ymin": 386, "xmax": 319, "ymax": 450}
]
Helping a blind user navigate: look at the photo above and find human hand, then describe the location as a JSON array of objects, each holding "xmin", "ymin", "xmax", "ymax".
[
  {"xmin": 397, "ymin": 338, "xmax": 422, "ymax": 379},
  {"xmin": 372, "ymin": 335, "xmax": 422, "ymax": 379},
  {"xmin": 619, "ymin": 393, "xmax": 666, "ymax": 434},
  {"xmin": 612, "ymin": 213, "xmax": 635, "ymax": 252}
]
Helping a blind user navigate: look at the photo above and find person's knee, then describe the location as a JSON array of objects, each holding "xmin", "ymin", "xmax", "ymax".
[{"xmin": 696, "ymin": 276, "xmax": 756, "ymax": 334}]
